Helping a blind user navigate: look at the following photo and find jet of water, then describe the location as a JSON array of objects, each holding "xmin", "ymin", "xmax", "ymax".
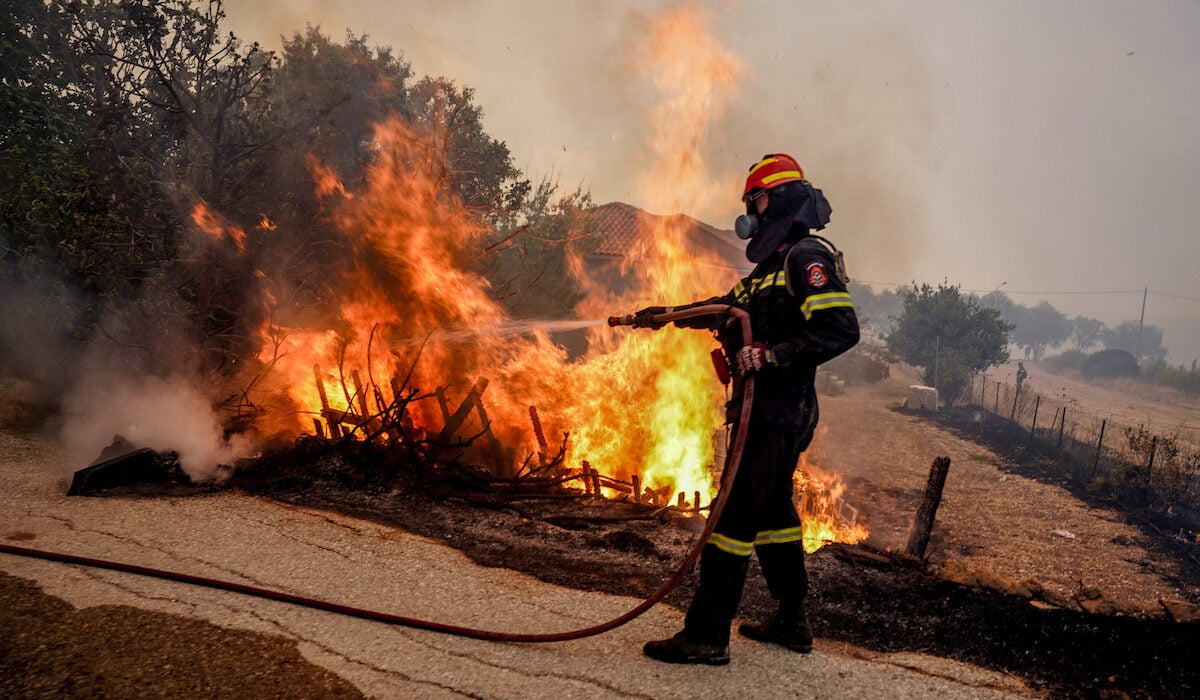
[{"xmin": 419, "ymin": 318, "xmax": 609, "ymax": 345}]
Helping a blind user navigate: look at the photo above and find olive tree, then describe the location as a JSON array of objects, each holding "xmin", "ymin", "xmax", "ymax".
[{"xmin": 886, "ymin": 282, "xmax": 1013, "ymax": 404}]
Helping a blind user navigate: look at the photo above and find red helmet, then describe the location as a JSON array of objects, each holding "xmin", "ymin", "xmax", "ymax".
[{"xmin": 742, "ymin": 153, "xmax": 806, "ymax": 200}]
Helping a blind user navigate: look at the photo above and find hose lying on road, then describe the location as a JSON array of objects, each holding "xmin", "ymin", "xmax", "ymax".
[{"xmin": 0, "ymin": 305, "xmax": 753, "ymax": 643}]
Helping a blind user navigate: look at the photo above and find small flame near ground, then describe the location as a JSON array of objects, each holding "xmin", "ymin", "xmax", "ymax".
[{"xmin": 797, "ymin": 451, "xmax": 870, "ymax": 553}]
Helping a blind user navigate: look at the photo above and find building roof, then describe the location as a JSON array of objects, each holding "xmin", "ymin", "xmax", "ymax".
[{"xmin": 583, "ymin": 202, "xmax": 749, "ymax": 273}]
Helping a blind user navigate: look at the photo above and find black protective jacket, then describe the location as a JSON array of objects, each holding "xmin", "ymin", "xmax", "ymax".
[{"xmin": 677, "ymin": 230, "xmax": 859, "ymax": 434}]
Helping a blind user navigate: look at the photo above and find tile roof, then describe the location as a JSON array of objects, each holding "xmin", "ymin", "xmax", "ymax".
[{"xmin": 584, "ymin": 202, "xmax": 748, "ymax": 272}]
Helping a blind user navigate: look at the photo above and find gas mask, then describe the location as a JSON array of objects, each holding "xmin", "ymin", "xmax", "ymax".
[
  {"xmin": 734, "ymin": 192, "xmax": 764, "ymax": 240},
  {"xmin": 736, "ymin": 181, "xmax": 834, "ymax": 264},
  {"xmin": 734, "ymin": 213, "xmax": 758, "ymax": 240}
]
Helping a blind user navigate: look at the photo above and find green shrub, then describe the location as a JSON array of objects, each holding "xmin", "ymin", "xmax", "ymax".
[
  {"xmin": 824, "ymin": 341, "xmax": 892, "ymax": 386},
  {"xmin": 1082, "ymin": 349, "xmax": 1139, "ymax": 379},
  {"xmin": 1141, "ymin": 360, "xmax": 1200, "ymax": 395},
  {"xmin": 1042, "ymin": 349, "xmax": 1087, "ymax": 372}
]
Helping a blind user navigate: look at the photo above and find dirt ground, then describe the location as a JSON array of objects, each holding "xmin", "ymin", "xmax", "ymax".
[
  {"xmin": 5, "ymin": 366, "xmax": 1200, "ymax": 698},
  {"xmin": 219, "ymin": 365, "xmax": 1200, "ymax": 698},
  {"xmin": 991, "ymin": 360, "xmax": 1200, "ymax": 440},
  {"xmin": 813, "ymin": 366, "xmax": 1199, "ymax": 613}
]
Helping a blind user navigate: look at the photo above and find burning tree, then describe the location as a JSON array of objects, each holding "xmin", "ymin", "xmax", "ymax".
[
  {"xmin": 3, "ymin": 3, "xmax": 868, "ymax": 552},
  {"xmin": 240, "ymin": 112, "xmax": 732, "ymax": 506}
]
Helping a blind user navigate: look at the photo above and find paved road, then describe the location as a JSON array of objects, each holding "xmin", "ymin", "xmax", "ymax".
[{"xmin": 1, "ymin": 433, "xmax": 1035, "ymax": 698}]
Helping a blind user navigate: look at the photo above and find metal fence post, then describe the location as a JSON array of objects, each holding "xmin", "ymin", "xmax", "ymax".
[{"xmin": 1030, "ymin": 395, "xmax": 1041, "ymax": 437}]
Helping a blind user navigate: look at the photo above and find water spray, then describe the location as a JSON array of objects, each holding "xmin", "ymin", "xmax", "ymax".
[
  {"xmin": 0, "ymin": 306, "xmax": 754, "ymax": 643},
  {"xmin": 408, "ymin": 318, "xmax": 610, "ymax": 345}
]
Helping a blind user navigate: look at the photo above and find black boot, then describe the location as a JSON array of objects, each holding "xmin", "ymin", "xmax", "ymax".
[
  {"xmin": 643, "ymin": 632, "xmax": 730, "ymax": 665},
  {"xmin": 738, "ymin": 603, "xmax": 813, "ymax": 653},
  {"xmin": 682, "ymin": 547, "xmax": 749, "ymax": 646},
  {"xmin": 644, "ymin": 546, "xmax": 747, "ymax": 665}
]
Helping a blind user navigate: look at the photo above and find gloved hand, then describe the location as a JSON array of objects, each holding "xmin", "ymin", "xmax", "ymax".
[
  {"xmin": 735, "ymin": 342, "xmax": 775, "ymax": 375},
  {"xmin": 631, "ymin": 306, "xmax": 668, "ymax": 330}
]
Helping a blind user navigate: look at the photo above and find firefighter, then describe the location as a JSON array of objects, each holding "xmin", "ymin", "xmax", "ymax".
[{"xmin": 633, "ymin": 154, "xmax": 860, "ymax": 664}]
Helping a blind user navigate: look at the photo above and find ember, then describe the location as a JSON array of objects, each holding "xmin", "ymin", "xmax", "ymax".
[{"xmin": 190, "ymin": 201, "xmax": 246, "ymax": 253}]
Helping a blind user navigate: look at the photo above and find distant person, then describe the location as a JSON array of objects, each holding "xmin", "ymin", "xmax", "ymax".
[{"xmin": 1016, "ymin": 361, "xmax": 1028, "ymax": 391}]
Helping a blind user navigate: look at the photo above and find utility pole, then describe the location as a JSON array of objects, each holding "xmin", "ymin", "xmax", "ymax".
[
  {"xmin": 934, "ymin": 335, "xmax": 940, "ymax": 406},
  {"xmin": 1136, "ymin": 286, "xmax": 1147, "ymax": 363}
]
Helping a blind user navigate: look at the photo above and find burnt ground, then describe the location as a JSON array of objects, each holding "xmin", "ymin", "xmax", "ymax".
[
  {"xmin": 0, "ymin": 569, "xmax": 362, "ymax": 700},
  {"xmin": 220, "ymin": 433, "xmax": 1200, "ymax": 700}
]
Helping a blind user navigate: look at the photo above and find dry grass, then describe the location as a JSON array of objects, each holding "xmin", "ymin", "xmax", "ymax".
[
  {"xmin": 998, "ymin": 360, "xmax": 1200, "ymax": 446},
  {"xmin": 810, "ymin": 365, "xmax": 1198, "ymax": 613}
]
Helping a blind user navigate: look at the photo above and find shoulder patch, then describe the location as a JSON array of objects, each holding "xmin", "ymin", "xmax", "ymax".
[{"xmin": 805, "ymin": 261, "xmax": 829, "ymax": 288}]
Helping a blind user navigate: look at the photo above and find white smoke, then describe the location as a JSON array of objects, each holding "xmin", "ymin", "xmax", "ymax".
[{"xmin": 61, "ymin": 372, "xmax": 253, "ymax": 483}]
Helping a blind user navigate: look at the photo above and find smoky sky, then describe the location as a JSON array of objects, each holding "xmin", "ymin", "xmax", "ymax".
[{"xmin": 223, "ymin": 0, "xmax": 1200, "ymax": 363}]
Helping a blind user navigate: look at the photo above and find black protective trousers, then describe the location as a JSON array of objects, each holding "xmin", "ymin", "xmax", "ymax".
[{"xmin": 683, "ymin": 424, "xmax": 812, "ymax": 645}]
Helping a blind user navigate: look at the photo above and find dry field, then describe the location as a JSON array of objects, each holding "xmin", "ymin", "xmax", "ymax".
[
  {"xmin": 987, "ymin": 360, "xmax": 1200, "ymax": 448},
  {"xmin": 811, "ymin": 364, "xmax": 1199, "ymax": 613}
]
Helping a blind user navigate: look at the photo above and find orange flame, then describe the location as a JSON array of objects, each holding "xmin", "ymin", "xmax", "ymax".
[
  {"xmin": 190, "ymin": 202, "xmax": 246, "ymax": 253},
  {"xmin": 304, "ymin": 153, "xmax": 352, "ymax": 201},
  {"xmin": 253, "ymin": 7, "xmax": 746, "ymax": 505},
  {"xmin": 552, "ymin": 5, "xmax": 746, "ymax": 501},
  {"xmin": 796, "ymin": 451, "xmax": 870, "ymax": 553},
  {"xmin": 244, "ymin": 6, "xmax": 867, "ymax": 547}
]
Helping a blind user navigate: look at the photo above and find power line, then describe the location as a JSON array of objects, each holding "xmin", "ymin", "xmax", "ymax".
[
  {"xmin": 1151, "ymin": 290, "xmax": 1200, "ymax": 304},
  {"xmin": 853, "ymin": 280, "xmax": 906, "ymax": 289},
  {"xmin": 855, "ymin": 281, "xmax": 1200, "ymax": 304},
  {"xmin": 967, "ymin": 288, "xmax": 1144, "ymax": 296}
]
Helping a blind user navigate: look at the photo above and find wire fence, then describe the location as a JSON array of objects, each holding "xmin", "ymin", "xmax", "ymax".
[{"xmin": 965, "ymin": 373, "xmax": 1200, "ymax": 524}]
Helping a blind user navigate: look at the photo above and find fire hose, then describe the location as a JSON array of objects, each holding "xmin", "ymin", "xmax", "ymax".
[{"xmin": 0, "ymin": 305, "xmax": 753, "ymax": 643}]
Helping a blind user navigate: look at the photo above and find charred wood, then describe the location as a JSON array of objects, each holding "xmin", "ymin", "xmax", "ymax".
[{"xmin": 905, "ymin": 456, "xmax": 952, "ymax": 559}]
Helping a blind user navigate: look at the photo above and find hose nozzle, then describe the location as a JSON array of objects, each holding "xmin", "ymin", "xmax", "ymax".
[{"xmin": 608, "ymin": 314, "xmax": 636, "ymax": 327}]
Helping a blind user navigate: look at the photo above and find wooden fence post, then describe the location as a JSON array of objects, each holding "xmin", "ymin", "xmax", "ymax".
[
  {"xmin": 436, "ymin": 378, "xmax": 490, "ymax": 443},
  {"xmin": 1147, "ymin": 435, "xmax": 1158, "ymax": 487},
  {"xmin": 1091, "ymin": 419, "xmax": 1107, "ymax": 478},
  {"xmin": 905, "ymin": 456, "xmax": 952, "ymax": 559}
]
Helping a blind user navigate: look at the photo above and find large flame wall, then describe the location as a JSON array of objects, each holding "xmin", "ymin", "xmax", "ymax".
[
  {"xmin": 218, "ymin": 6, "xmax": 866, "ymax": 551},
  {"xmin": 252, "ymin": 6, "xmax": 746, "ymax": 503}
]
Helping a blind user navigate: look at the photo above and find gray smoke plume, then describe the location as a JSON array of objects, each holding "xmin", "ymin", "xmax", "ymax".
[{"xmin": 61, "ymin": 370, "xmax": 253, "ymax": 483}]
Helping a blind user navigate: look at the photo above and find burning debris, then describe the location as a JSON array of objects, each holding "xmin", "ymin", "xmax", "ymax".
[
  {"xmin": 66, "ymin": 435, "xmax": 214, "ymax": 496},
  {"xmin": 250, "ymin": 335, "xmax": 867, "ymax": 551},
  {"xmin": 68, "ymin": 446, "xmax": 173, "ymax": 496},
  {"xmin": 60, "ymin": 6, "xmax": 866, "ymax": 553}
]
